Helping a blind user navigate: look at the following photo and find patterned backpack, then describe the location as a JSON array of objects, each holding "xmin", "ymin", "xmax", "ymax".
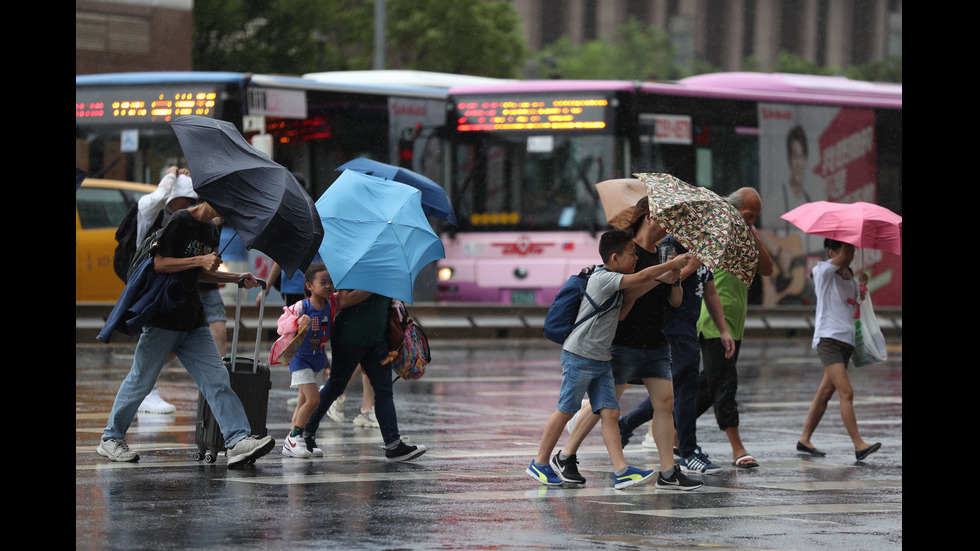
[{"xmin": 381, "ymin": 300, "xmax": 431, "ymax": 380}]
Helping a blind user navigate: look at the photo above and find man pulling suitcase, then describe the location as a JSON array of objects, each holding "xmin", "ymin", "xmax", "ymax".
[{"xmin": 97, "ymin": 200, "xmax": 274, "ymax": 468}]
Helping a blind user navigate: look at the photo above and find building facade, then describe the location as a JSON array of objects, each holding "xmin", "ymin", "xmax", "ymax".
[
  {"xmin": 76, "ymin": 0, "xmax": 193, "ymax": 75},
  {"xmin": 509, "ymin": 0, "xmax": 902, "ymax": 74},
  {"xmin": 76, "ymin": 0, "xmax": 901, "ymax": 77}
]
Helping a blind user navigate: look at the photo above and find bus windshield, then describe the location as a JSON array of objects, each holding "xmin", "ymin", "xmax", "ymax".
[{"xmin": 451, "ymin": 133, "xmax": 615, "ymax": 233}]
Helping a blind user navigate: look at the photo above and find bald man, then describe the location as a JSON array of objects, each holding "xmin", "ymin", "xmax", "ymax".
[{"xmin": 694, "ymin": 188, "xmax": 773, "ymax": 469}]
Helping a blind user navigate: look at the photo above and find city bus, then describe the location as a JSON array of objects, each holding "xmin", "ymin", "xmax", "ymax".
[
  {"xmin": 76, "ymin": 70, "xmax": 492, "ymax": 302},
  {"xmin": 436, "ymin": 72, "xmax": 902, "ymax": 307},
  {"xmin": 75, "ymin": 70, "xmax": 468, "ymax": 202}
]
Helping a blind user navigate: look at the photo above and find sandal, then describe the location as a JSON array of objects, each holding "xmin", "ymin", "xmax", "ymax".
[{"xmin": 732, "ymin": 454, "xmax": 759, "ymax": 468}]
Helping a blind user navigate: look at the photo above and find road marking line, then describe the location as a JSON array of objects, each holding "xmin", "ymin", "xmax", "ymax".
[{"xmin": 624, "ymin": 502, "xmax": 902, "ymax": 518}]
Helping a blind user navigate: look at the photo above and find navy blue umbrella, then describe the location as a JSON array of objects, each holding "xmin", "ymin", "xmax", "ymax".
[
  {"xmin": 337, "ymin": 157, "xmax": 457, "ymax": 225},
  {"xmin": 76, "ymin": 166, "xmax": 88, "ymax": 190},
  {"xmin": 170, "ymin": 115, "xmax": 323, "ymax": 277}
]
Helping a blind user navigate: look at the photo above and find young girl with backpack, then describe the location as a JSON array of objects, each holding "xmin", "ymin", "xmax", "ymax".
[{"xmin": 270, "ymin": 263, "xmax": 337, "ymax": 458}]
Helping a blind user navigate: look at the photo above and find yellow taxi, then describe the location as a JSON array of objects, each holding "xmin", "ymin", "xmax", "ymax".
[{"xmin": 76, "ymin": 179, "xmax": 157, "ymax": 302}]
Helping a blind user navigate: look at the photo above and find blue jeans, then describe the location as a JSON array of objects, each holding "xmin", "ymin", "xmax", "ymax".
[
  {"xmin": 103, "ymin": 326, "xmax": 250, "ymax": 448},
  {"xmin": 304, "ymin": 342, "xmax": 401, "ymax": 448},
  {"xmin": 668, "ymin": 333, "xmax": 701, "ymax": 457}
]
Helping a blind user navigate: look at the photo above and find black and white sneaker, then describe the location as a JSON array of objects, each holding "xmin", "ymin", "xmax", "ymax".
[
  {"xmin": 304, "ymin": 435, "xmax": 324, "ymax": 457},
  {"xmin": 550, "ymin": 450, "xmax": 586, "ymax": 484},
  {"xmin": 385, "ymin": 442, "xmax": 427, "ymax": 462},
  {"xmin": 680, "ymin": 447, "xmax": 722, "ymax": 474},
  {"xmin": 655, "ymin": 468, "xmax": 703, "ymax": 491}
]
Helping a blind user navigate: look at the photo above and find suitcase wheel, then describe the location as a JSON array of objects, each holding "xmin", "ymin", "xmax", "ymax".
[{"xmin": 193, "ymin": 450, "xmax": 217, "ymax": 463}]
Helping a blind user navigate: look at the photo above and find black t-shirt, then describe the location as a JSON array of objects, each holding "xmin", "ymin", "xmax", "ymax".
[
  {"xmin": 332, "ymin": 293, "xmax": 391, "ymax": 348},
  {"xmin": 612, "ymin": 242, "xmax": 671, "ymax": 349},
  {"xmin": 150, "ymin": 209, "xmax": 219, "ymax": 332}
]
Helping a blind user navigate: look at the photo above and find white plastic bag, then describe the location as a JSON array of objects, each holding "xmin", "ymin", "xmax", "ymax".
[{"xmin": 853, "ymin": 294, "xmax": 887, "ymax": 367}]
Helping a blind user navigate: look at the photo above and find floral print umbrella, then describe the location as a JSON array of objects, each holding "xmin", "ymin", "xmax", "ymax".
[{"xmin": 637, "ymin": 173, "xmax": 758, "ymax": 286}]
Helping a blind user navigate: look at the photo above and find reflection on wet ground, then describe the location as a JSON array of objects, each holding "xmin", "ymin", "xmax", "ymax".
[{"xmin": 77, "ymin": 338, "xmax": 901, "ymax": 550}]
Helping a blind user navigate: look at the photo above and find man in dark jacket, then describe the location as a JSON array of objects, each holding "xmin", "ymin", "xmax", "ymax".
[{"xmin": 97, "ymin": 201, "xmax": 274, "ymax": 468}]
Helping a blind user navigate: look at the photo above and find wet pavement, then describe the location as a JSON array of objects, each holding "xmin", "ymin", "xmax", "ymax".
[{"xmin": 76, "ymin": 337, "xmax": 902, "ymax": 550}]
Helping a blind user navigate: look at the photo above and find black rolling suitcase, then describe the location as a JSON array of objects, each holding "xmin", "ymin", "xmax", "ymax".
[{"xmin": 194, "ymin": 280, "xmax": 272, "ymax": 463}]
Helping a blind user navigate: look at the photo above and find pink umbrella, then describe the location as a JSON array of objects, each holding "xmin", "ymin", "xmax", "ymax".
[{"xmin": 780, "ymin": 201, "xmax": 902, "ymax": 255}]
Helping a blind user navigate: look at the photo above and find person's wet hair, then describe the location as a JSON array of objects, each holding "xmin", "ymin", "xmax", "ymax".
[
  {"xmin": 599, "ymin": 229, "xmax": 634, "ymax": 263},
  {"xmin": 823, "ymin": 238, "xmax": 845, "ymax": 252}
]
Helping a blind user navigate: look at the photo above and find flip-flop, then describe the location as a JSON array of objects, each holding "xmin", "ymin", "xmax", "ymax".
[
  {"xmin": 732, "ymin": 454, "xmax": 759, "ymax": 468},
  {"xmin": 855, "ymin": 442, "xmax": 881, "ymax": 461}
]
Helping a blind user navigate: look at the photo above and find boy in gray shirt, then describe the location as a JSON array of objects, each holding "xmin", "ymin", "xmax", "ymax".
[{"xmin": 527, "ymin": 229, "xmax": 690, "ymax": 489}]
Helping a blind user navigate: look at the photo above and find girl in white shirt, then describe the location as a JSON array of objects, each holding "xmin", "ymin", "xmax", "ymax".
[{"xmin": 797, "ymin": 239, "xmax": 881, "ymax": 462}]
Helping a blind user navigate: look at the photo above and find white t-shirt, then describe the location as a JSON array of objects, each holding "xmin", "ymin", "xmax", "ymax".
[
  {"xmin": 562, "ymin": 268, "xmax": 624, "ymax": 361},
  {"xmin": 811, "ymin": 259, "xmax": 861, "ymax": 348}
]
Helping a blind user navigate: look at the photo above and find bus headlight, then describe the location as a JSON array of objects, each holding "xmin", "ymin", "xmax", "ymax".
[{"xmin": 438, "ymin": 267, "xmax": 454, "ymax": 281}]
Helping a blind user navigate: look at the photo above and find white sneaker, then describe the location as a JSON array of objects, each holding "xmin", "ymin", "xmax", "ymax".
[
  {"xmin": 137, "ymin": 387, "xmax": 176, "ymax": 414},
  {"xmin": 641, "ymin": 434, "xmax": 657, "ymax": 450},
  {"xmin": 228, "ymin": 435, "xmax": 275, "ymax": 468},
  {"xmin": 353, "ymin": 407, "xmax": 380, "ymax": 428},
  {"xmin": 326, "ymin": 394, "xmax": 345, "ymax": 423},
  {"xmin": 96, "ymin": 438, "xmax": 139, "ymax": 462},
  {"xmin": 282, "ymin": 433, "xmax": 312, "ymax": 458}
]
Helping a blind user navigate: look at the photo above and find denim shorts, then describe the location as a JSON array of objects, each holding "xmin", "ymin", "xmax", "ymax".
[
  {"xmin": 201, "ymin": 287, "xmax": 227, "ymax": 324},
  {"xmin": 610, "ymin": 344, "xmax": 672, "ymax": 384},
  {"xmin": 557, "ymin": 350, "xmax": 619, "ymax": 414},
  {"xmin": 817, "ymin": 338, "xmax": 854, "ymax": 368}
]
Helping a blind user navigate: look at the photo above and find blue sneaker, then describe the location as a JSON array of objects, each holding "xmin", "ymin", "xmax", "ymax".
[
  {"xmin": 614, "ymin": 465, "xmax": 655, "ymax": 489},
  {"xmin": 526, "ymin": 461, "xmax": 563, "ymax": 485}
]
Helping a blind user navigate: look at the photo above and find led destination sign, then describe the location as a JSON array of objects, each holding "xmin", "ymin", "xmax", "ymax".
[
  {"xmin": 455, "ymin": 95, "xmax": 611, "ymax": 132},
  {"xmin": 76, "ymin": 86, "xmax": 219, "ymax": 123}
]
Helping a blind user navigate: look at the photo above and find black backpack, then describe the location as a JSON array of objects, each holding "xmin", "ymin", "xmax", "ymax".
[
  {"xmin": 113, "ymin": 206, "xmax": 164, "ymax": 282},
  {"xmin": 126, "ymin": 226, "xmax": 166, "ymax": 281}
]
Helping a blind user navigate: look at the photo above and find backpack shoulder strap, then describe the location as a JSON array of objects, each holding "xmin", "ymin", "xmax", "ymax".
[{"xmin": 572, "ymin": 267, "xmax": 623, "ymax": 329}]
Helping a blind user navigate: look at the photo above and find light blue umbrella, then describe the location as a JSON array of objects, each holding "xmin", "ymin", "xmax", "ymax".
[
  {"xmin": 337, "ymin": 157, "xmax": 457, "ymax": 225},
  {"xmin": 316, "ymin": 170, "xmax": 445, "ymax": 304}
]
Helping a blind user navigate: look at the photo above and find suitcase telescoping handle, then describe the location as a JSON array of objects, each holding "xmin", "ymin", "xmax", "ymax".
[{"xmin": 230, "ymin": 278, "xmax": 267, "ymax": 374}]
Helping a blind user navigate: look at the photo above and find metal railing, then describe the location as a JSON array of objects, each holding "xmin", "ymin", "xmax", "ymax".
[{"xmin": 77, "ymin": 301, "xmax": 901, "ymax": 343}]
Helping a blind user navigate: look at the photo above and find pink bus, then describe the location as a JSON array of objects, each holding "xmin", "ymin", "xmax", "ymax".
[{"xmin": 434, "ymin": 73, "xmax": 902, "ymax": 307}]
